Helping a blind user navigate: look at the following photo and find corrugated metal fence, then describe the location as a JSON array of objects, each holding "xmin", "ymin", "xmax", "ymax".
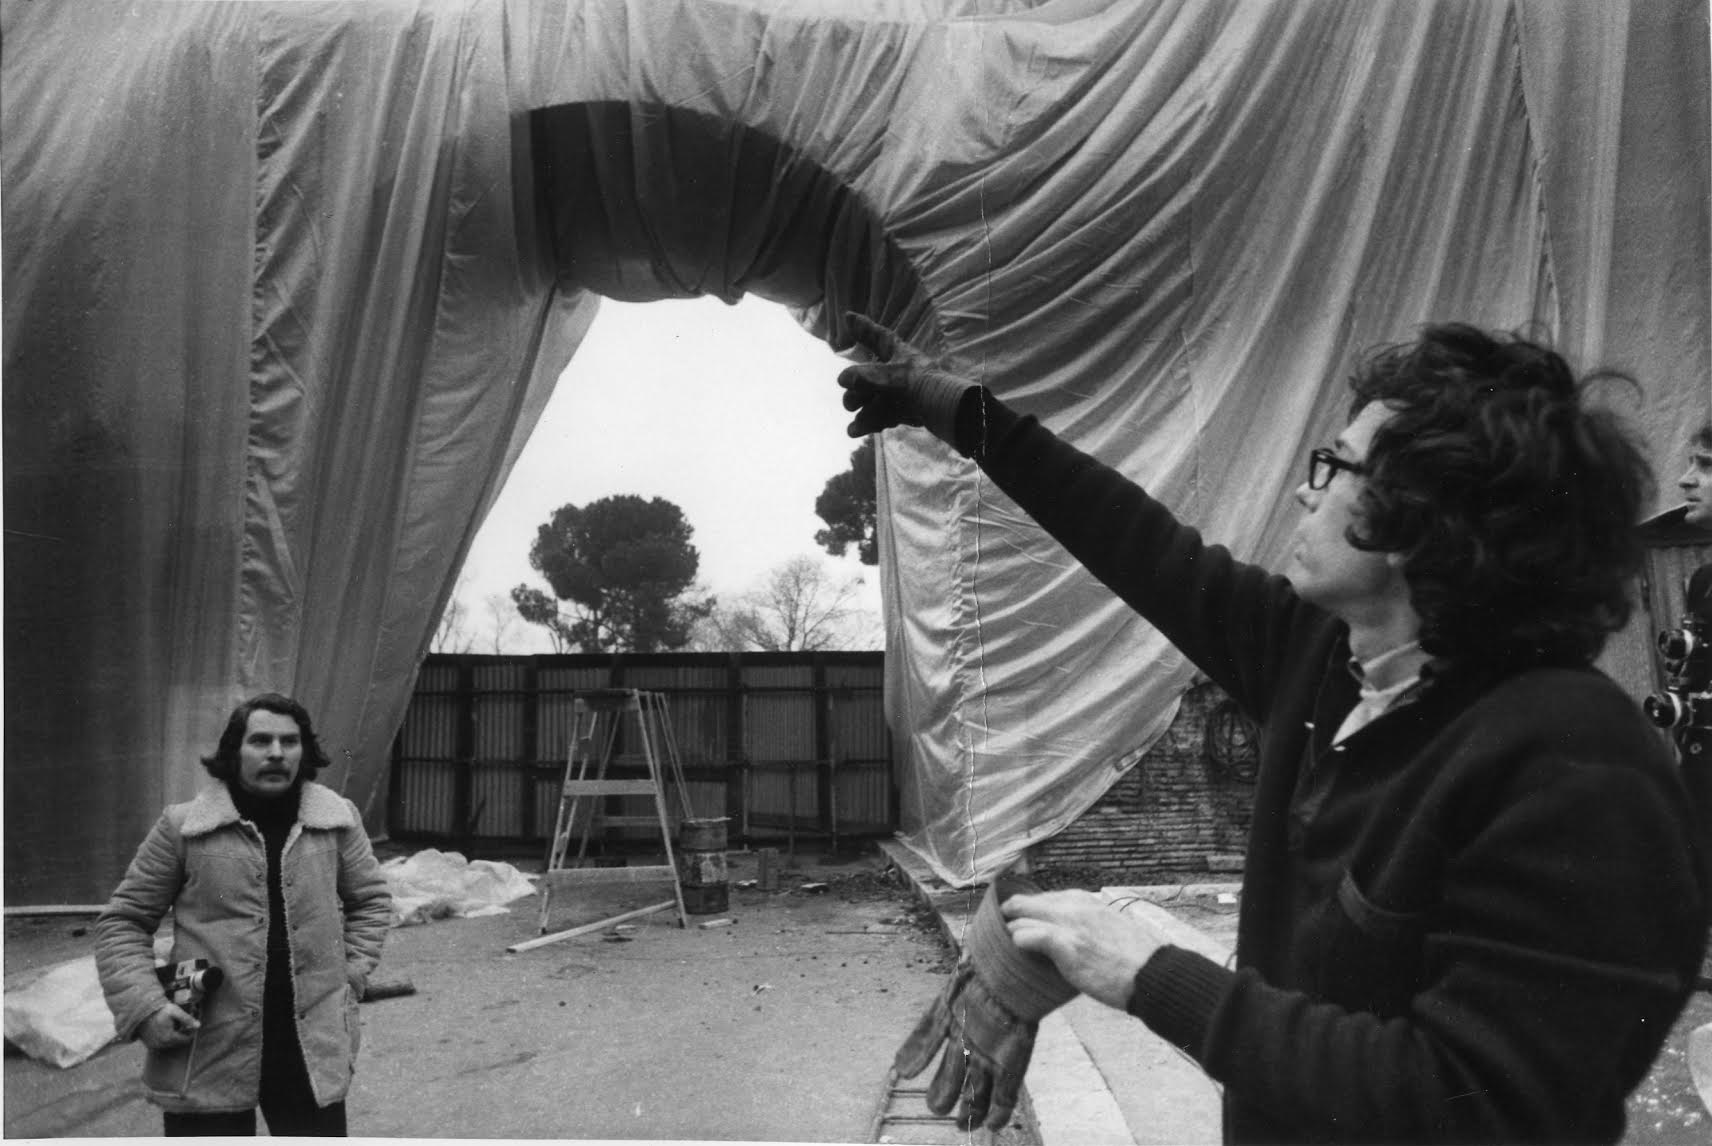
[{"xmin": 387, "ymin": 651, "xmax": 897, "ymax": 855}]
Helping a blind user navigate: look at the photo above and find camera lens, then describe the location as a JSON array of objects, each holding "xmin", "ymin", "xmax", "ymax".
[
  {"xmin": 1644, "ymin": 693, "xmax": 1685, "ymax": 729},
  {"xmin": 1658, "ymin": 629, "xmax": 1698, "ymax": 662}
]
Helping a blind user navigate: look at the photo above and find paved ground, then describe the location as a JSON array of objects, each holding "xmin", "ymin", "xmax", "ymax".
[
  {"xmin": 7, "ymin": 841, "xmax": 1708, "ymax": 1144},
  {"xmin": 4, "ymin": 845, "xmax": 1031, "ymax": 1144}
]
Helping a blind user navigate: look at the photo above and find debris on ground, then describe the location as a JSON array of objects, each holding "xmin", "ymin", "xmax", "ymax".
[
  {"xmin": 359, "ymin": 978, "xmax": 417, "ymax": 1003},
  {"xmin": 697, "ymin": 918, "xmax": 735, "ymax": 929}
]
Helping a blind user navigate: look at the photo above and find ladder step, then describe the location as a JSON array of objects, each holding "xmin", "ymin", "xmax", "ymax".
[
  {"xmin": 561, "ymin": 779, "xmax": 657, "ymax": 796},
  {"xmin": 542, "ymin": 865, "xmax": 677, "ymax": 887},
  {"xmin": 594, "ymin": 815, "xmax": 671, "ymax": 828}
]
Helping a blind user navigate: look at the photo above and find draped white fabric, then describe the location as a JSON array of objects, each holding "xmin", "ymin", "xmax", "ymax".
[{"xmin": 4, "ymin": 0, "xmax": 1706, "ymax": 901}]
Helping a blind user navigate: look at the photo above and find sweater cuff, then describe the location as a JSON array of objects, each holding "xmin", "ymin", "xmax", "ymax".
[
  {"xmin": 952, "ymin": 386, "xmax": 1003, "ymax": 458},
  {"xmin": 913, "ymin": 366, "xmax": 976, "ymax": 449},
  {"xmin": 1125, "ymin": 944, "xmax": 1231, "ymax": 1060}
]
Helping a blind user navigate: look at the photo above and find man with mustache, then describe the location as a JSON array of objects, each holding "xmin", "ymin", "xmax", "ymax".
[
  {"xmin": 96, "ymin": 693, "xmax": 391, "ymax": 1136},
  {"xmin": 841, "ymin": 315, "xmax": 1709, "ymax": 1143}
]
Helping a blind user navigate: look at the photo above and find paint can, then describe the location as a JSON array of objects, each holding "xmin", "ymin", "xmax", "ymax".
[{"xmin": 676, "ymin": 817, "xmax": 729, "ymax": 915}]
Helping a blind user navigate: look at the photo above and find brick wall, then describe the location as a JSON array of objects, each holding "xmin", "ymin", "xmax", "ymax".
[{"xmin": 1031, "ymin": 681, "xmax": 1257, "ymax": 883}]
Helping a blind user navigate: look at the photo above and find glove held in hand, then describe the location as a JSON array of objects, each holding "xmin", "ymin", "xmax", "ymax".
[{"xmin": 889, "ymin": 874, "xmax": 1074, "ymax": 1130}]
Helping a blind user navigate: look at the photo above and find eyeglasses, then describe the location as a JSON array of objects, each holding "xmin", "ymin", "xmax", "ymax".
[{"xmin": 1307, "ymin": 448, "xmax": 1367, "ymax": 491}]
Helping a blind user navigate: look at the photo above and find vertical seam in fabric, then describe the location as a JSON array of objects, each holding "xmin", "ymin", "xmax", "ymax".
[
  {"xmin": 963, "ymin": 171, "xmax": 994, "ymax": 901},
  {"xmin": 962, "ymin": 19, "xmax": 996, "ymax": 898}
]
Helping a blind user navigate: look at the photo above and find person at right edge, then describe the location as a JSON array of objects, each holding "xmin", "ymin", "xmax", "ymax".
[
  {"xmin": 844, "ymin": 312, "xmax": 1709, "ymax": 1144},
  {"xmin": 1645, "ymin": 420, "xmax": 1712, "ymax": 835}
]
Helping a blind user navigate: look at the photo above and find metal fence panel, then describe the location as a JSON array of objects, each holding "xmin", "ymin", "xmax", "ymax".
[
  {"xmin": 833, "ymin": 762, "xmax": 894, "ymax": 834},
  {"xmin": 388, "ymin": 652, "xmax": 892, "ymax": 852},
  {"xmin": 743, "ymin": 692, "xmax": 815, "ymax": 763},
  {"xmin": 391, "ymin": 759, "xmax": 456, "ymax": 836},
  {"xmin": 397, "ymin": 693, "xmax": 459, "ymax": 759},
  {"xmin": 740, "ymin": 664, "xmax": 815, "ymax": 690}
]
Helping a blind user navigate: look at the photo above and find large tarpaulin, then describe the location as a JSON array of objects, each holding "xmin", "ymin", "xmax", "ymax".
[{"xmin": 4, "ymin": 0, "xmax": 1708, "ymax": 902}]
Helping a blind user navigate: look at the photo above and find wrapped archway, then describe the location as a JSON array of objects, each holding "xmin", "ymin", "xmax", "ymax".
[{"xmin": 5, "ymin": 0, "xmax": 1707, "ymax": 902}]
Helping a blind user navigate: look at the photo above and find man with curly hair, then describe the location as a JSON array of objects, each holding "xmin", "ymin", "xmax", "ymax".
[
  {"xmin": 839, "ymin": 316, "xmax": 1709, "ymax": 1143},
  {"xmin": 95, "ymin": 693, "xmax": 391, "ymax": 1137},
  {"xmin": 1679, "ymin": 421, "xmax": 1712, "ymax": 530}
]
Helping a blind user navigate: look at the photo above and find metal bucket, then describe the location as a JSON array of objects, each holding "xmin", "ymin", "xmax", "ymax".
[{"xmin": 676, "ymin": 817, "xmax": 729, "ymax": 914}]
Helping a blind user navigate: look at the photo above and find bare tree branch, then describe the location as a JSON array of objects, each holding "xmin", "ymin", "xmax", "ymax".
[{"xmin": 694, "ymin": 556, "xmax": 877, "ymax": 651}]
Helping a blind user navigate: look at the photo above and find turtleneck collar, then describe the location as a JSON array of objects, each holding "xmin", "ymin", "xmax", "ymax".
[{"xmin": 227, "ymin": 778, "xmax": 303, "ymax": 827}]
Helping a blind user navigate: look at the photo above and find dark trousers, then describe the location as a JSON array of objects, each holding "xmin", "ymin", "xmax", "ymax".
[{"xmin": 163, "ymin": 986, "xmax": 347, "ymax": 1137}]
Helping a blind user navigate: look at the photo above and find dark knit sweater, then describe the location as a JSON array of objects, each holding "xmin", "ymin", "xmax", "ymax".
[
  {"xmin": 228, "ymin": 783, "xmax": 302, "ymax": 1029},
  {"xmin": 957, "ymin": 392, "xmax": 1708, "ymax": 1143}
]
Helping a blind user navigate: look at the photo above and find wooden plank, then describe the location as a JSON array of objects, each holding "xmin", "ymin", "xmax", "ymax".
[
  {"xmin": 3, "ymin": 905, "xmax": 105, "ymax": 917},
  {"xmin": 506, "ymin": 899, "xmax": 677, "ymax": 953},
  {"xmin": 561, "ymin": 779, "xmax": 656, "ymax": 797},
  {"xmin": 541, "ymin": 865, "xmax": 677, "ymax": 887}
]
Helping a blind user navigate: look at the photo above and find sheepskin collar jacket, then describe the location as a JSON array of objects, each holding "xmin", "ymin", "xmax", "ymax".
[
  {"xmin": 180, "ymin": 777, "xmax": 347, "ymax": 836},
  {"xmin": 94, "ymin": 780, "xmax": 392, "ymax": 1113}
]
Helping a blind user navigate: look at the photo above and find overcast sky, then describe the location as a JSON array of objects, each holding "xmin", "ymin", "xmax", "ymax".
[{"xmin": 447, "ymin": 295, "xmax": 881, "ymax": 653}]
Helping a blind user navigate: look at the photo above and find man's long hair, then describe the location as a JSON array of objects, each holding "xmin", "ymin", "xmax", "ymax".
[
  {"xmin": 201, "ymin": 692, "xmax": 331, "ymax": 782},
  {"xmin": 1347, "ymin": 323, "xmax": 1653, "ymax": 669}
]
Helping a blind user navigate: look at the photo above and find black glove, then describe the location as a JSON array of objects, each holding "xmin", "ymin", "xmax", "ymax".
[
  {"xmin": 837, "ymin": 312, "xmax": 974, "ymax": 447},
  {"xmin": 891, "ymin": 874, "xmax": 1077, "ymax": 1130}
]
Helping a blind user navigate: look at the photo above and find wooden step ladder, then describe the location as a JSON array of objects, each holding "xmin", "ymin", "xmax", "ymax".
[{"xmin": 513, "ymin": 689, "xmax": 690, "ymax": 951}]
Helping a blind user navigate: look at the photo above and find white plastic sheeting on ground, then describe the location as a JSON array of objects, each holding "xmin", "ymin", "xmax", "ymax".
[
  {"xmin": 382, "ymin": 849, "xmax": 538, "ymax": 926},
  {"xmin": 5, "ymin": 1, "xmax": 1707, "ymax": 899},
  {"xmin": 3, "ymin": 934, "xmax": 171, "ymax": 1070},
  {"xmin": 3, "ymin": 958, "xmax": 119, "ymax": 1069}
]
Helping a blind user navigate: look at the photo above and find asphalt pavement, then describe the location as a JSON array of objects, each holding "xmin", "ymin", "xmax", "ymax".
[
  {"xmin": 8, "ymin": 841, "xmax": 1706, "ymax": 1144},
  {"xmin": 4, "ymin": 846, "xmax": 1020, "ymax": 1144}
]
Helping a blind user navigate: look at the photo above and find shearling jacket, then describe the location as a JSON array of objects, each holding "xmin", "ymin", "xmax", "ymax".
[
  {"xmin": 963, "ymin": 393, "xmax": 1708, "ymax": 1143},
  {"xmin": 94, "ymin": 781, "xmax": 392, "ymax": 1112}
]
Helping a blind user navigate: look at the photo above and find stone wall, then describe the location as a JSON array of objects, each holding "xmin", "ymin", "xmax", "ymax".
[{"xmin": 1030, "ymin": 681, "xmax": 1258, "ymax": 883}]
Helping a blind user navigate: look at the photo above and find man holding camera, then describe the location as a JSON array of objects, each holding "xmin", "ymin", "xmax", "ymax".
[
  {"xmin": 1665, "ymin": 421, "xmax": 1712, "ymax": 825},
  {"xmin": 95, "ymin": 693, "xmax": 391, "ymax": 1136},
  {"xmin": 841, "ymin": 315, "xmax": 1709, "ymax": 1143},
  {"xmin": 1638, "ymin": 420, "xmax": 1712, "ymax": 825}
]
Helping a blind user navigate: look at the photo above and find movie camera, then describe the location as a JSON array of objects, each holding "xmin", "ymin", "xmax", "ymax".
[
  {"xmin": 155, "ymin": 958, "xmax": 223, "ymax": 1020},
  {"xmin": 1644, "ymin": 567, "xmax": 1712, "ymax": 749}
]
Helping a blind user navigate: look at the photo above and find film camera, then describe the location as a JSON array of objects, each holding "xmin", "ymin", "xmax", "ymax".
[
  {"xmin": 155, "ymin": 958, "xmax": 223, "ymax": 1020},
  {"xmin": 1644, "ymin": 566, "xmax": 1712, "ymax": 749}
]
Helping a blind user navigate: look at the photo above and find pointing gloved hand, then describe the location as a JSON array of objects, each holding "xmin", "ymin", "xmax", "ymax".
[
  {"xmin": 891, "ymin": 874, "xmax": 1077, "ymax": 1131},
  {"xmin": 837, "ymin": 312, "xmax": 976, "ymax": 447}
]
